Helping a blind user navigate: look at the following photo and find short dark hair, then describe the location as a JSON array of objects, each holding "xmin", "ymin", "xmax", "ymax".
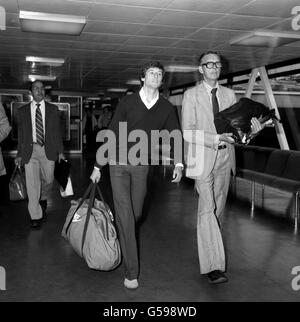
[
  {"xmin": 30, "ymin": 80, "xmax": 44, "ymax": 91},
  {"xmin": 140, "ymin": 61, "xmax": 165, "ymax": 80},
  {"xmin": 198, "ymin": 51, "xmax": 221, "ymax": 66}
]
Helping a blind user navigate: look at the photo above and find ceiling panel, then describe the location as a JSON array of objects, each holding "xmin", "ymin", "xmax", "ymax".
[
  {"xmin": 0, "ymin": 0, "xmax": 298, "ymax": 92},
  {"xmin": 149, "ymin": 10, "xmax": 222, "ymax": 28},
  {"xmin": 233, "ymin": 0, "xmax": 300, "ymax": 18},
  {"xmin": 88, "ymin": 3, "xmax": 162, "ymax": 23},
  {"xmin": 137, "ymin": 25, "xmax": 198, "ymax": 38},
  {"xmin": 79, "ymin": 0, "xmax": 174, "ymax": 9},
  {"xmin": 168, "ymin": 0, "xmax": 253, "ymax": 14},
  {"xmin": 206, "ymin": 15, "xmax": 283, "ymax": 31},
  {"xmin": 84, "ymin": 21, "xmax": 143, "ymax": 35},
  {"xmin": 18, "ymin": 0, "xmax": 93, "ymax": 16}
]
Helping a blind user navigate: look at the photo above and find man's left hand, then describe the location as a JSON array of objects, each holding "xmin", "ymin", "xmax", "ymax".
[
  {"xmin": 58, "ymin": 153, "xmax": 65, "ymax": 163},
  {"xmin": 171, "ymin": 165, "xmax": 183, "ymax": 183},
  {"xmin": 250, "ymin": 117, "xmax": 265, "ymax": 135}
]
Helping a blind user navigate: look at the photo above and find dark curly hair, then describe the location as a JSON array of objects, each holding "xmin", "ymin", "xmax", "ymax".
[{"xmin": 140, "ymin": 61, "xmax": 165, "ymax": 80}]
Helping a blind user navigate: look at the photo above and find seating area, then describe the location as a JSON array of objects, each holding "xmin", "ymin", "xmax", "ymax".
[{"xmin": 234, "ymin": 145, "xmax": 300, "ymax": 233}]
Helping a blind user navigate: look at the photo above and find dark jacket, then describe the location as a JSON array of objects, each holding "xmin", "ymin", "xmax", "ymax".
[{"xmin": 16, "ymin": 101, "xmax": 64, "ymax": 164}]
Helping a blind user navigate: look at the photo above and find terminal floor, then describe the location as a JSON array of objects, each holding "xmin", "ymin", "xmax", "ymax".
[{"xmin": 0, "ymin": 155, "xmax": 300, "ymax": 302}]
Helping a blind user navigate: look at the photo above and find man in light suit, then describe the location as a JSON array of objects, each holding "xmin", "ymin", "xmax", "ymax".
[
  {"xmin": 181, "ymin": 51, "xmax": 262, "ymax": 284},
  {"xmin": 15, "ymin": 81, "xmax": 64, "ymax": 229}
]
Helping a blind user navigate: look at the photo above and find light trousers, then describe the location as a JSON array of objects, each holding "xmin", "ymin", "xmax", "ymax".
[
  {"xmin": 195, "ymin": 149, "xmax": 231, "ymax": 274},
  {"xmin": 25, "ymin": 144, "xmax": 55, "ymax": 220}
]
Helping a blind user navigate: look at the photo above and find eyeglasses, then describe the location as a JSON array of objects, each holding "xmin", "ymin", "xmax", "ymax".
[{"xmin": 201, "ymin": 62, "xmax": 222, "ymax": 69}]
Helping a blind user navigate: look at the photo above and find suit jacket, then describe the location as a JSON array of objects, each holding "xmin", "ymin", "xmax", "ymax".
[
  {"xmin": 0, "ymin": 103, "xmax": 11, "ymax": 176},
  {"xmin": 16, "ymin": 101, "xmax": 64, "ymax": 164},
  {"xmin": 181, "ymin": 82, "xmax": 236, "ymax": 179}
]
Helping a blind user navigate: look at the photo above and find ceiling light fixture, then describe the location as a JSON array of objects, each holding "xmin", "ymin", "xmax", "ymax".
[
  {"xmin": 26, "ymin": 56, "xmax": 65, "ymax": 66},
  {"xmin": 19, "ymin": 10, "xmax": 86, "ymax": 35},
  {"xmin": 0, "ymin": 6, "xmax": 6, "ymax": 31},
  {"xmin": 230, "ymin": 30, "xmax": 300, "ymax": 48},
  {"xmin": 28, "ymin": 75, "xmax": 56, "ymax": 82},
  {"xmin": 106, "ymin": 88, "xmax": 128, "ymax": 93},
  {"xmin": 164, "ymin": 65, "xmax": 198, "ymax": 73},
  {"xmin": 126, "ymin": 79, "xmax": 141, "ymax": 85}
]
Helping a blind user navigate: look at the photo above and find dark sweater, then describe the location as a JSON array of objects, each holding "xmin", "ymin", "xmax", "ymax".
[{"xmin": 96, "ymin": 93, "xmax": 183, "ymax": 167}]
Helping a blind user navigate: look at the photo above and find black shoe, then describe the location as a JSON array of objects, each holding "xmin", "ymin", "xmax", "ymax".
[
  {"xmin": 30, "ymin": 219, "xmax": 42, "ymax": 229},
  {"xmin": 207, "ymin": 270, "xmax": 228, "ymax": 284}
]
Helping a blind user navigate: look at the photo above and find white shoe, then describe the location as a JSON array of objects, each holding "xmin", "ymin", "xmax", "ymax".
[{"xmin": 124, "ymin": 278, "xmax": 139, "ymax": 289}]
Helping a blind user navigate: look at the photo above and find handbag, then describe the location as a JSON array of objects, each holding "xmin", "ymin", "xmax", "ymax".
[
  {"xmin": 214, "ymin": 97, "xmax": 278, "ymax": 144},
  {"xmin": 9, "ymin": 165, "xmax": 27, "ymax": 201},
  {"xmin": 61, "ymin": 183, "xmax": 121, "ymax": 271}
]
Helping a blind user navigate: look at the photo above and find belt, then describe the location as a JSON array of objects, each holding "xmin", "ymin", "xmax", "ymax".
[
  {"xmin": 218, "ymin": 144, "xmax": 227, "ymax": 150},
  {"xmin": 33, "ymin": 142, "xmax": 44, "ymax": 147}
]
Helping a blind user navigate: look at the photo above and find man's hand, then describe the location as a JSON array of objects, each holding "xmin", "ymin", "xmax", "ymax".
[
  {"xmin": 171, "ymin": 165, "xmax": 183, "ymax": 183},
  {"xmin": 219, "ymin": 133, "xmax": 235, "ymax": 144},
  {"xmin": 15, "ymin": 157, "xmax": 22, "ymax": 166},
  {"xmin": 250, "ymin": 117, "xmax": 265, "ymax": 135},
  {"xmin": 58, "ymin": 153, "xmax": 65, "ymax": 163},
  {"xmin": 90, "ymin": 168, "xmax": 101, "ymax": 183}
]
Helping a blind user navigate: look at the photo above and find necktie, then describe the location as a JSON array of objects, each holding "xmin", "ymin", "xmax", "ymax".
[
  {"xmin": 211, "ymin": 88, "xmax": 219, "ymax": 117},
  {"xmin": 35, "ymin": 103, "xmax": 44, "ymax": 146}
]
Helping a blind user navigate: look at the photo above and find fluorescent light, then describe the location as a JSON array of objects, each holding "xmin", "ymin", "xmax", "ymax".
[
  {"xmin": 26, "ymin": 56, "xmax": 65, "ymax": 66},
  {"xmin": 106, "ymin": 88, "xmax": 128, "ymax": 93},
  {"xmin": 0, "ymin": 6, "xmax": 5, "ymax": 31},
  {"xmin": 19, "ymin": 11, "xmax": 86, "ymax": 35},
  {"xmin": 230, "ymin": 30, "xmax": 300, "ymax": 48},
  {"xmin": 164, "ymin": 65, "xmax": 198, "ymax": 73},
  {"xmin": 28, "ymin": 75, "xmax": 56, "ymax": 82},
  {"xmin": 126, "ymin": 79, "xmax": 141, "ymax": 85}
]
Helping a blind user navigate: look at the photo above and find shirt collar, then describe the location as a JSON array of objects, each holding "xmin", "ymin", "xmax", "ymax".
[
  {"xmin": 32, "ymin": 100, "xmax": 45, "ymax": 108},
  {"xmin": 203, "ymin": 81, "xmax": 219, "ymax": 95},
  {"xmin": 139, "ymin": 87, "xmax": 159, "ymax": 109}
]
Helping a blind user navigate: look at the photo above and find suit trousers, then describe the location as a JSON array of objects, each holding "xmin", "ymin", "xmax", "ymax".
[
  {"xmin": 195, "ymin": 148, "xmax": 231, "ymax": 274},
  {"xmin": 109, "ymin": 164, "xmax": 149, "ymax": 280},
  {"xmin": 25, "ymin": 144, "xmax": 55, "ymax": 220}
]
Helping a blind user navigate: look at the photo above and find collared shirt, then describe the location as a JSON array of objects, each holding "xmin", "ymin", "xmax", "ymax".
[
  {"xmin": 203, "ymin": 81, "xmax": 225, "ymax": 147},
  {"xmin": 31, "ymin": 100, "xmax": 45, "ymax": 143},
  {"xmin": 203, "ymin": 81, "xmax": 220, "ymax": 104},
  {"xmin": 139, "ymin": 87, "xmax": 159, "ymax": 109}
]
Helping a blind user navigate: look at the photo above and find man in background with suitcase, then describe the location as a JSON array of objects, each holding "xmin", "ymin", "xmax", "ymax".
[{"xmin": 15, "ymin": 81, "xmax": 65, "ymax": 229}]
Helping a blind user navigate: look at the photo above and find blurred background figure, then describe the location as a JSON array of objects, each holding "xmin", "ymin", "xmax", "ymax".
[
  {"xmin": 82, "ymin": 105, "xmax": 97, "ymax": 153},
  {"xmin": 0, "ymin": 102, "xmax": 12, "ymax": 208},
  {"xmin": 97, "ymin": 106, "xmax": 112, "ymax": 130}
]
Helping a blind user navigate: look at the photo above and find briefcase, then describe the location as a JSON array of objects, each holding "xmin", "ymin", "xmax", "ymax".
[{"xmin": 54, "ymin": 159, "xmax": 71, "ymax": 191}]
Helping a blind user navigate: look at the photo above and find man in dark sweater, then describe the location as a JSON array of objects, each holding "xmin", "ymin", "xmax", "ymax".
[{"xmin": 90, "ymin": 61, "xmax": 183, "ymax": 289}]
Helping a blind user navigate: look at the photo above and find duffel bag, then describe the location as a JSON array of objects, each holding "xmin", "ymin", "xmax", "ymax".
[{"xmin": 61, "ymin": 183, "xmax": 121, "ymax": 271}]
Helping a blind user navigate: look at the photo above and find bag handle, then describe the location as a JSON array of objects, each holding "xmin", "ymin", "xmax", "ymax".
[
  {"xmin": 65, "ymin": 182, "xmax": 94, "ymax": 235},
  {"xmin": 10, "ymin": 165, "xmax": 21, "ymax": 182},
  {"xmin": 80, "ymin": 183, "xmax": 96, "ymax": 253},
  {"xmin": 80, "ymin": 183, "xmax": 113, "ymax": 251}
]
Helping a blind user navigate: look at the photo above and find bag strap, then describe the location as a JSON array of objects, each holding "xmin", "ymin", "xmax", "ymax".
[
  {"xmin": 10, "ymin": 165, "xmax": 19, "ymax": 182},
  {"xmin": 94, "ymin": 184, "xmax": 111, "ymax": 241},
  {"xmin": 81, "ymin": 183, "xmax": 96, "ymax": 253},
  {"xmin": 65, "ymin": 182, "xmax": 94, "ymax": 235}
]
